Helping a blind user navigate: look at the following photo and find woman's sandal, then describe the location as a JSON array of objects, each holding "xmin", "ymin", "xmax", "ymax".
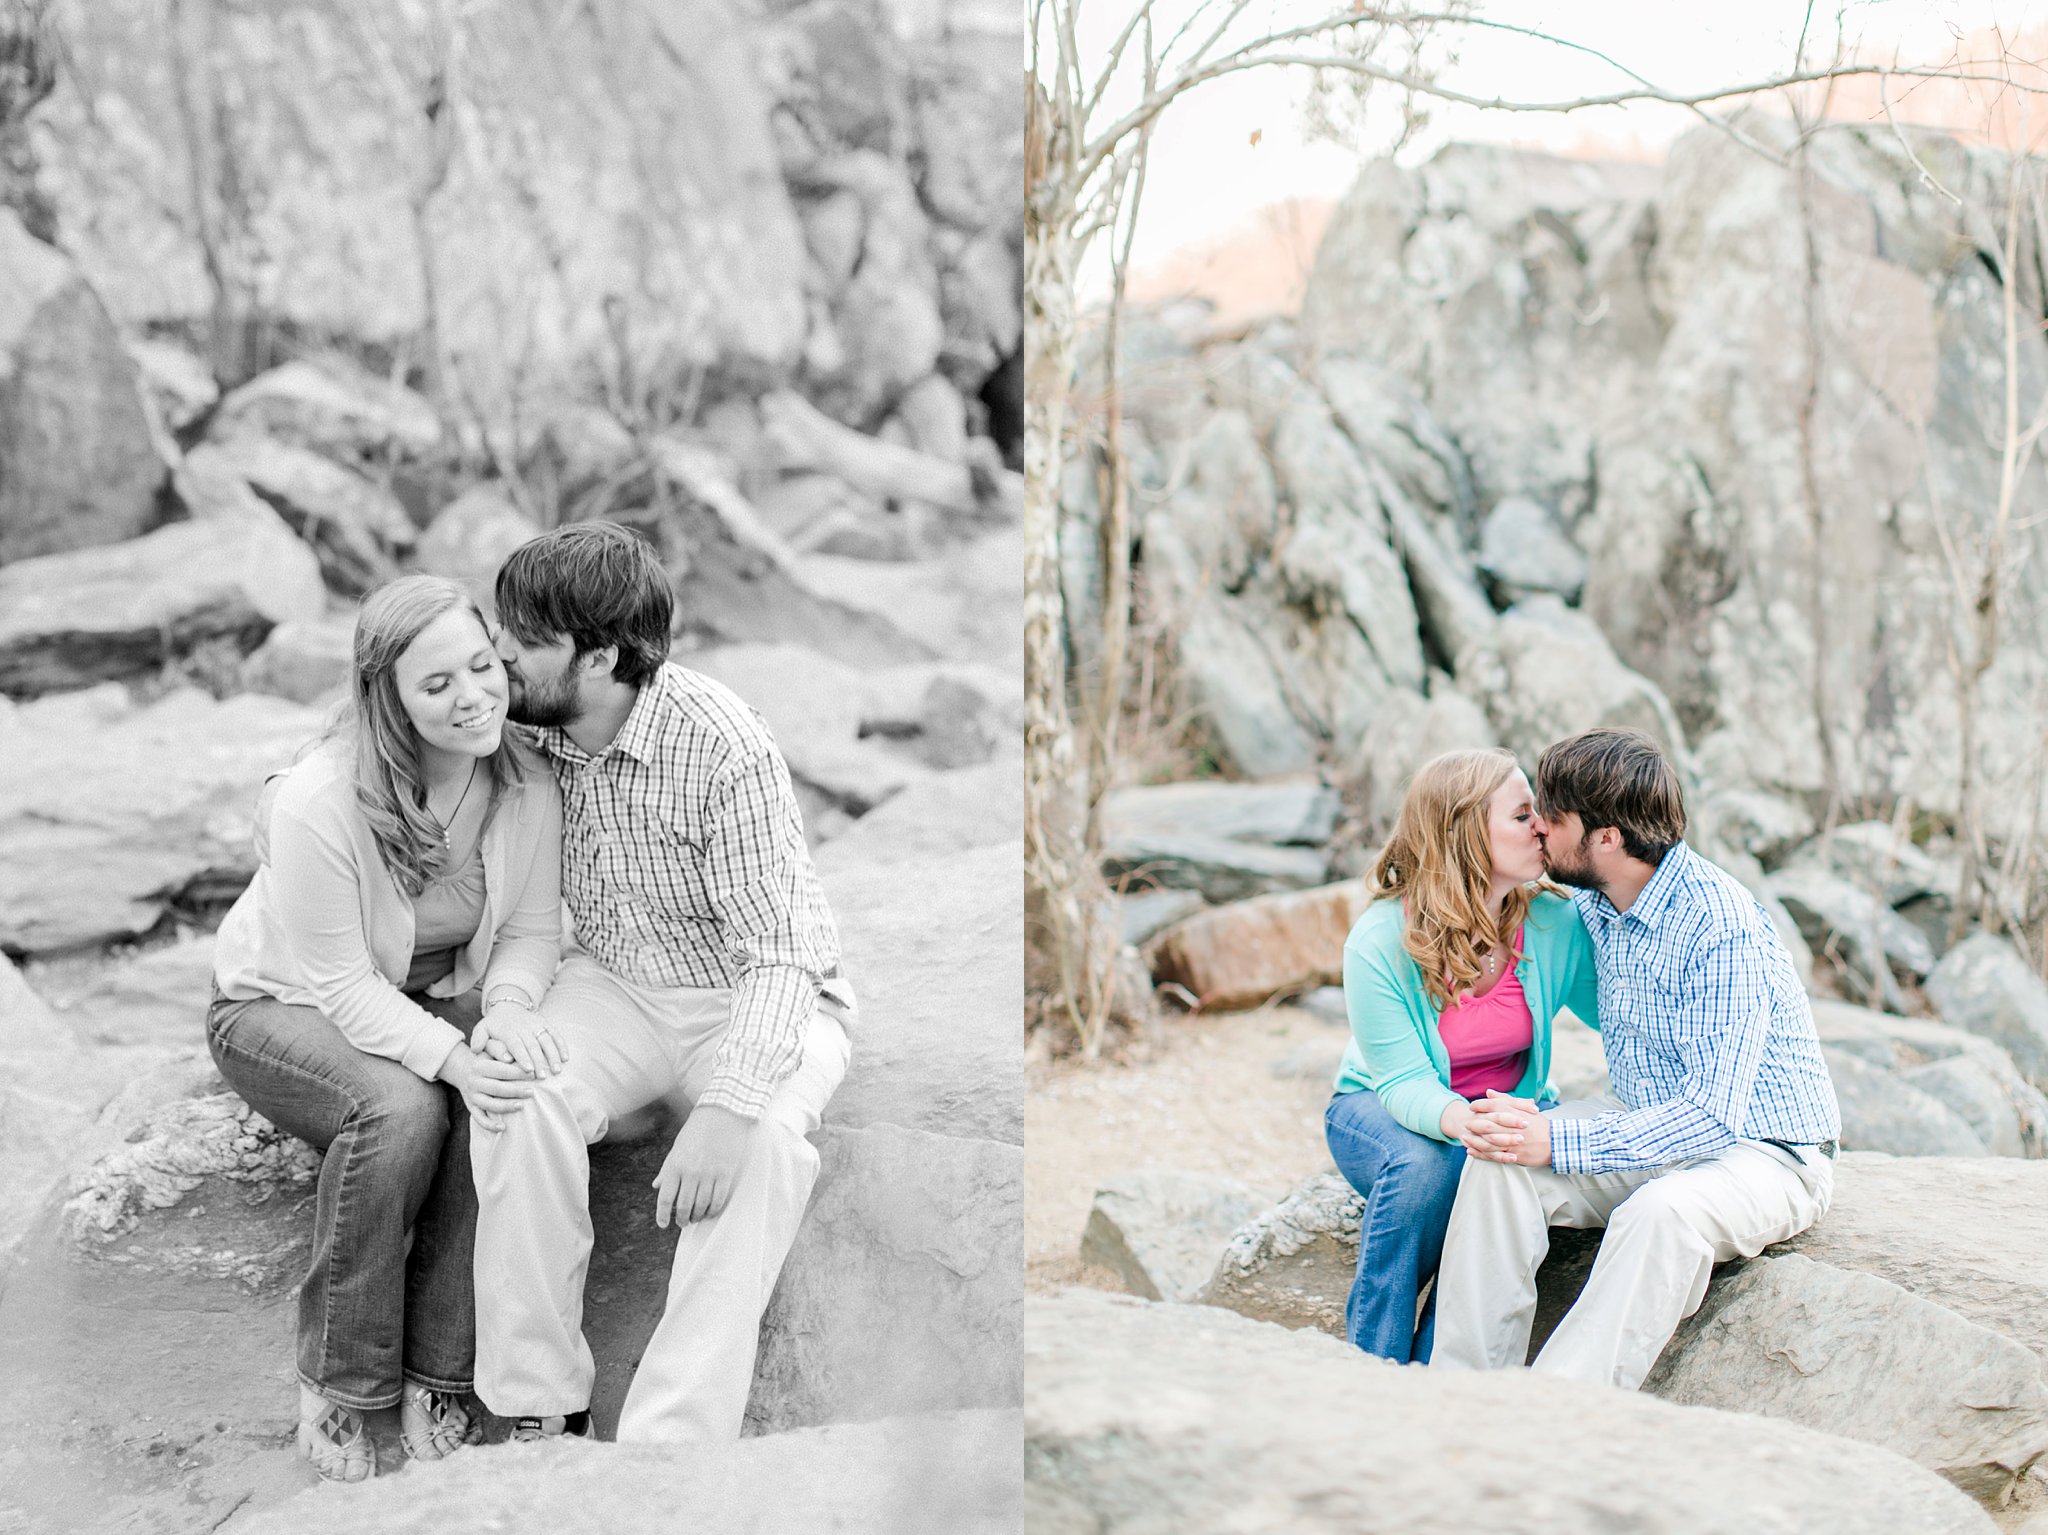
[
  {"xmin": 297, "ymin": 1399, "xmax": 375, "ymax": 1483},
  {"xmin": 400, "ymin": 1382, "xmax": 480, "ymax": 1462}
]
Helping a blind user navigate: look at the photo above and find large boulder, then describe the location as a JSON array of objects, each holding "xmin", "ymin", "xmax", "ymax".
[
  {"xmin": 0, "ymin": 208, "xmax": 163, "ymax": 565},
  {"xmin": 686, "ymin": 641, "xmax": 928, "ymax": 820},
  {"xmin": 208, "ymin": 356, "xmax": 442, "ymax": 461},
  {"xmin": 0, "ymin": 686, "xmax": 322, "ymax": 954},
  {"xmin": 745, "ymin": 1122, "xmax": 1021, "ymax": 1433},
  {"xmin": 238, "ymin": 1409, "xmax": 1021, "ymax": 1535},
  {"xmin": 1454, "ymin": 594, "xmax": 1688, "ymax": 764},
  {"xmin": 1027, "ymin": 1291, "xmax": 1995, "ymax": 1533},
  {"xmin": 1475, "ymin": 494, "xmax": 1587, "ymax": 605},
  {"xmin": 54, "ymin": 933, "xmax": 219, "ymax": 1063},
  {"xmin": 191, "ymin": 437, "xmax": 415, "ymax": 595},
  {"xmin": 412, "ymin": 485, "xmax": 545, "ymax": 589},
  {"xmin": 812, "ymin": 755, "xmax": 1021, "ymax": 869},
  {"xmin": 1780, "ymin": 1155, "xmax": 2048, "ymax": 1370},
  {"xmin": 0, "ymin": 513, "xmax": 326, "ymax": 698},
  {"xmin": 1147, "ymin": 882, "xmax": 1370, "ymax": 1013},
  {"xmin": 242, "ymin": 613, "xmax": 356, "ymax": 706},
  {"xmin": 1081, "ymin": 1171, "xmax": 1264, "ymax": 1303},
  {"xmin": 1199, "ymin": 1172, "xmax": 1361, "ymax": 1335},
  {"xmin": 1100, "ymin": 834, "xmax": 1330, "ymax": 907},
  {"xmin": 1927, "ymin": 934, "xmax": 2048, "ymax": 1096},
  {"xmin": 822, "ymin": 840, "xmax": 1022, "ymax": 1146},
  {"xmin": 1101, "ymin": 781, "xmax": 1341, "ymax": 848},
  {"xmin": 1647, "ymin": 1253, "xmax": 2048, "ymax": 1505},
  {"xmin": 1822, "ymin": 1048, "xmax": 1988, "ymax": 1158},
  {"xmin": 1811, "ymin": 1000, "xmax": 2048, "ymax": 1159},
  {"xmin": 0, "ymin": 956, "xmax": 105, "ymax": 1256},
  {"xmin": 1203, "ymin": 1154, "xmax": 2048, "ymax": 1504},
  {"xmin": 1768, "ymin": 865, "xmax": 1935, "ymax": 1007}
]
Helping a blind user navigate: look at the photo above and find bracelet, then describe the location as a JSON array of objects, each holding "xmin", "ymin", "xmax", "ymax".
[{"xmin": 486, "ymin": 991, "xmax": 537, "ymax": 1012}]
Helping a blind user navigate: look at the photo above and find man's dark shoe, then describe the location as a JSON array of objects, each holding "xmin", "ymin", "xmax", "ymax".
[{"xmin": 509, "ymin": 1410, "xmax": 592, "ymax": 1442}]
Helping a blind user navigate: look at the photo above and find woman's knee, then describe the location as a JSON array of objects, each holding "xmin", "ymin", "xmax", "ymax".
[{"xmin": 354, "ymin": 1070, "xmax": 452, "ymax": 1160}]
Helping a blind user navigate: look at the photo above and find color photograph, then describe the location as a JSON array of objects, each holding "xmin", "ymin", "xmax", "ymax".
[{"xmin": 1026, "ymin": 4, "xmax": 2048, "ymax": 1529}]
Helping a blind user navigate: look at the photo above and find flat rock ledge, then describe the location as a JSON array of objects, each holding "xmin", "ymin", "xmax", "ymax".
[
  {"xmin": 239, "ymin": 1407, "xmax": 1021, "ymax": 1535},
  {"xmin": 1027, "ymin": 1291, "xmax": 1994, "ymax": 1534}
]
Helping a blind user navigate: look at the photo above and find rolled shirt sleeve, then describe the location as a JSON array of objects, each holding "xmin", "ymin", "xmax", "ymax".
[{"xmin": 694, "ymin": 746, "xmax": 823, "ymax": 1119}]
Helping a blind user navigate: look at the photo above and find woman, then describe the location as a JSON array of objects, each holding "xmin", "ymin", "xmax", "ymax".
[
  {"xmin": 208, "ymin": 576, "xmax": 565, "ymax": 1481},
  {"xmin": 1325, "ymin": 747, "xmax": 1599, "ymax": 1363}
]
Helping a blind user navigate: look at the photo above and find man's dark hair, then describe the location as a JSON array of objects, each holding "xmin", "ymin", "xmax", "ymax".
[
  {"xmin": 1536, "ymin": 727, "xmax": 1687, "ymax": 864},
  {"xmin": 494, "ymin": 521, "xmax": 672, "ymax": 688}
]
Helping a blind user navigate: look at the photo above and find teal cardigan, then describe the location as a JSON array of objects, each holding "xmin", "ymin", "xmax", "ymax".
[{"xmin": 1334, "ymin": 890, "xmax": 1601, "ymax": 1142}]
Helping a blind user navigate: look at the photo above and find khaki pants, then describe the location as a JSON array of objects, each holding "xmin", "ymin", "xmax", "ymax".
[
  {"xmin": 1431, "ymin": 1097, "xmax": 1833, "ymax": 1390},
  {"xmin": 471, "ymin": 952, "xmax": 852, "ymax": 1442}
]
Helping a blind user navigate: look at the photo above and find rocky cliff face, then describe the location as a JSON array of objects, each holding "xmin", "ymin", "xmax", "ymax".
[{"xmin": 1081, "ymin": 121, "xmax": 2048, "ymax": 863}]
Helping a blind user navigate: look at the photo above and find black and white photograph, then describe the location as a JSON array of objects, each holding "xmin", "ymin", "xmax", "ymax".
[{"xmin": 0, "ymin": 0, "xmax": 1022, "ymax": 1528}]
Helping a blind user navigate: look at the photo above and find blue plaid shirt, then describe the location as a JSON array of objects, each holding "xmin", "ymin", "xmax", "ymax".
[{"xmin": 1548, "ymin": 844, "xmax": 1839, "ymax": 1175}]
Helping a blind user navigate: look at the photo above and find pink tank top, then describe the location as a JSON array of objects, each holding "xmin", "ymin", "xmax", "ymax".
[{"xmin": 1440, "ymin": 928, "xmax": 1533, "ymax": 1099}]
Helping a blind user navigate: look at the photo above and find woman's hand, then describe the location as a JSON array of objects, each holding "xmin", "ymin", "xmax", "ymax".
[
  {"xmin": 1440, "ymin": 1099, "xmax": 1477, "ymax": 1141},
  {"xmin": 472, "ymin": 999, "xmax": 566, "ymax": 1079},
  {"xmin": 438, "ymin": 1046, "xmax": 540, "ymax": 1130}
]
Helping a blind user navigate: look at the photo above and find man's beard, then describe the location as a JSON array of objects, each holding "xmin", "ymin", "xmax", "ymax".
[
  {"xmin": 506, "ymin": 669, "xmax": 581, "ymax": 729},
  {"xmin": 1542, "ymin": 833, "xmax": 1604, "ymax": 893}
]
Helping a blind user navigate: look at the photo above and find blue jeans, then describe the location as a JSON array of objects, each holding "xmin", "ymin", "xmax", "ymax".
[
  {"xmin": 1324, "ymin": 1089, "xmax": 1465, "ymax": 1363},
  {"xmin": 206, "ymin": 987, "xmax": 481, "ymax": 1410}
]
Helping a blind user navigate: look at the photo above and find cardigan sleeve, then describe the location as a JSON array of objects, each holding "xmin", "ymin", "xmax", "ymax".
[
  {"xmin": 1560, "ymin": 911, "xmax": 1602, "ymax": 1033},
  {"xmin": 1344, "ymin": 935, "xmax": 1461, "ymax": 1142},
  {"xmin": 479, "ymin": 774, "xmax": 562, "ymax": 1008},
  {"xmin": 267, "ymin": 793, "xmax": 465, "ymax": 1081}
]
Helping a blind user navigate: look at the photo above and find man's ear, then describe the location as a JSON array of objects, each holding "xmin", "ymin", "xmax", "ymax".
[
  {"xmin": 1595, "ymin": 825, "xmax": 1626, "ymax": 853},
  {"xmin": 578, "ymin": 644, "xmax": 618, "ymax": 680}
]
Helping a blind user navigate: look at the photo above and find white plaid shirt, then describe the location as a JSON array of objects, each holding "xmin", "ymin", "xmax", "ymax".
[
  {"xmin": 1549, "ymin": 843, "xmax": 1839, "ymax": 1175},
  {"xmin": 525, "ymin": 663, "xmax": 841, "ymax": 1119}
]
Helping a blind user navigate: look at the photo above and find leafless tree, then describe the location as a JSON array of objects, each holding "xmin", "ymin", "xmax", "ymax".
[{"xmin": 0, "ymin": 0, "xmax": 58, "ymax": 239}]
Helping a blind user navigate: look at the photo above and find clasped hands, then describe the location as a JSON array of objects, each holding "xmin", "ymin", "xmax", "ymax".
[
  {"xmin": 1442, "ymin": 1090, "xmax": 1552, "ymax": 1167},
  {"xmin": 441, "ymin": 997, "xmax": 566, "ymax": 1132},
  {"xmin": 450, "ymin": 997, "xmax": 752, "ymax": 1226}
]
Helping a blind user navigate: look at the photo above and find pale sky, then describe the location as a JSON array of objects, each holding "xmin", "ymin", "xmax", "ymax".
[{"xmin": 1073, "ymin": 0, "xmax": 2038, "ymax": 291}]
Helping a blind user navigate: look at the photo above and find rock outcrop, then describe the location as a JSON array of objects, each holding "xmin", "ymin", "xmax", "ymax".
[
  {"xmin": 241, "ymin": 1409, "xmax": 1021, "ymax": 1535},
  {"xmin": 1147, "ymin": 883, "xmax": 1370, "ymax": 1013},
  {"xmin": 0, "ymin": 515, "xmax": 325, "ymax": 699},
  {"xmin": 1081, "ymin": 1171, "xmax": 1265, "ymax": 1303},
  {"xmin": 1027, "ymin": 1291, "xmax": 1995, "ymax": 1533},
  {"xmin": 0, "ymin": 209, "xmax": 162, "ymax": 566},
  {"xmin": 0, "ymin": 687, "xmax": 322, "ymax": 954},
  {"xmin": 1647, "ymin": 1253, "xmax": 2048, "ymax": 1503}
]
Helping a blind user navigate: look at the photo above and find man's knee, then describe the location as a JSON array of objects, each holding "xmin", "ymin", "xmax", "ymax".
[{"xmin": 1608, "ymin": 1175, "xmax": 1713, "ymax": 1244}]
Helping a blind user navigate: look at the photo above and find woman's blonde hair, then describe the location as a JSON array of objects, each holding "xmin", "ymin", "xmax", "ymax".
[
  {"xmin": 1371, "ymin": 747, "xmax": 1542, "ymax": 1009},
  {"xmin": 321, "ymin": 575, "xmax": 520, "ymax": 898}
]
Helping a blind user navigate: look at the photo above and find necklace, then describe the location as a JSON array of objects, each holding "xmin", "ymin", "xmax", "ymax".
[{"xmin": 430, "ymin": 761, "xmax": 479, "ymax": 851}]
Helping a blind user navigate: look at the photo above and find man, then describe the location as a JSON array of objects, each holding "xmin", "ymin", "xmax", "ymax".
[
  {"xmin": 1430, "ymin": 727, "xmax": 1838, "ymax": 1391},
  {"xmin": 472, "ymin": 521, "xmax": 854, "ymax": 1444}
]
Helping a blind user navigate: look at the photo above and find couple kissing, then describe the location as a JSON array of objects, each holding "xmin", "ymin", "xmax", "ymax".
[{"xmin": 1327, "ymin": 729, "xmax": 1840, "ymax": 1387}]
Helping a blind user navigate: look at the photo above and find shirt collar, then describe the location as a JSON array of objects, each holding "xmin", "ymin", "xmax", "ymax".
[
  {"xmin": 1598, "ymin": 842, "xmax": 1691, "ymax": 931},
  {"xmin": 527, "ymin": 668, "xmax": 668, "ymax": 768}
]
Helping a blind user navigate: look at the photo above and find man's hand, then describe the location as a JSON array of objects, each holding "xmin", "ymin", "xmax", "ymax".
[
  {"xmin": 472, "ymin": 999, "xmax": 565, "ymax": 1079},
  {"xmin": 1461, "ymin": 1090, "xmax": 1553, "ymax": 1167},
  {"xmin": 652, "ymin": 1104, "xmax": 755, "ymax": 1228}
]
